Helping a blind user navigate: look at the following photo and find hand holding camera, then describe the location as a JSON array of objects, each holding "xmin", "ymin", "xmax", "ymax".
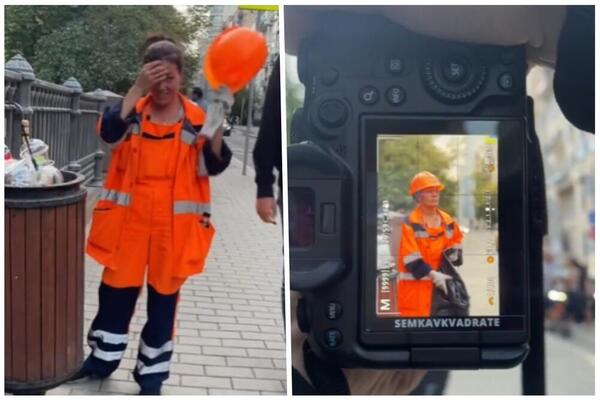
[{"xmin": 285, "ymin": 6, "xmax": 566, "ymax": 67}]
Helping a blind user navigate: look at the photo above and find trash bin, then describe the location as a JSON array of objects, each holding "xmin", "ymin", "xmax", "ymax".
[{"xmin": 5, "ymin": 171, "xmax": 87, "ymax": 394}]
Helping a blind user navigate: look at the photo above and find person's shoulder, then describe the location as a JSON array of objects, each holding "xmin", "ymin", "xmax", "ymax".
[
  {"xmin": 405, "ymin": 209, "xmax": 420, "ymax": 226},
  {"xmin": 437, "ymin": 209, "xmax": 456, "ymax": 224},
  {"xmin": 182, "ymin": 96, "xmax": 206, "ymax": 124},
  {"xmin": 182, "ymin": 95, "xmax": 205, "ymax": 114}
]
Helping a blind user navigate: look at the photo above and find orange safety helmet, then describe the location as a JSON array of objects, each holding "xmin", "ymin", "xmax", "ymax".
[
  {"xmin": 408, "ymin": 171, "xmax": 445, "ymax": 195},
  {"xmin": 204, "ymin": 26, "xmax": 268, "ymax": 93}
]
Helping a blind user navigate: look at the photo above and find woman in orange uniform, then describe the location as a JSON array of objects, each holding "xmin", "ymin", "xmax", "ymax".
[
  {"xmin": 396, "ymin": 171, "xmax": 463, "ymax": 317},
  {"xmin": 79, "ymin": 35, "xmax": 231, "ymax": 394}
]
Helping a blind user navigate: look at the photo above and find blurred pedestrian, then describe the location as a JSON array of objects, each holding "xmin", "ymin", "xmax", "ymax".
[
  {"xmin": 584, "ymin": 277, "xmax": 595, "ymax": 323},
  {"xmin": 252, "ymin": 56, "xmax": 284, "ymax": 319},
  {"xmin": 253, "ymin": 56, "xmax": 281, "ymax": 224},
  {"xmin": 543, "ymin": 251, "xmax": 571, "ymax": 336},
  {"xmin": 566, "ymin": 258, "xmax": 587, "ymax": 324},
  {"xmin": 190, "ymin": 86, "xmax": 208, "ymax": 112}
]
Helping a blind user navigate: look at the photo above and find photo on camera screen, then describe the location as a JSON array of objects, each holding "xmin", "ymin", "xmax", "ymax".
[{"xmin": 375, "ymin": 134, "xmax": 498, "ymax": 319}]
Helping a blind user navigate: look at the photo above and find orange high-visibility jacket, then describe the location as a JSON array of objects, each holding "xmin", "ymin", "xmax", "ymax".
[
  {"xmin": 396, "ymin": 207, "xmax": 463, "ymax": 317},
  {"xmin": 86, "ymin": 94, "xmax": 215, "ymax": 279}
]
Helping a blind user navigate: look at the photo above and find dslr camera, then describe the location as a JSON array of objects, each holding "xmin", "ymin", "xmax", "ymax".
[{"xmin": 288, "ymin": 11, "xmax": 546, "ymax": 369}]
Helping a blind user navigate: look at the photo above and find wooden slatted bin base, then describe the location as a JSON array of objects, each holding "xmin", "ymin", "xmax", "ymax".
[{"xmin": 5, "ymin": 171, "xmax": 86, "ymax": 395}]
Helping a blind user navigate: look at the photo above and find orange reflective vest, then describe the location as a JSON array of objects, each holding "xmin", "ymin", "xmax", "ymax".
[
  {"xmin": 86, "ymin": 94, "xmax": 215, "ymax": 279},
  {"xmin": 396, "ymin": 207, "xmax": 463, "ymax": 317}
]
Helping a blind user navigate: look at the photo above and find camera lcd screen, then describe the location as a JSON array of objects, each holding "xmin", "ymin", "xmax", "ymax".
[
  {"xmin": 375, "ymin": 134, "xmax": 499, "ymax": 319},
  {"xmin": 361, "ymin": 118, "xmax": 526, "ymax": 336}
]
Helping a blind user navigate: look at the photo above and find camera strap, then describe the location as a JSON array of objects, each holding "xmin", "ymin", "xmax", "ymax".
[
  {"xmin": 527, "ymin": 102, "xmax": 548, "ymax": 237},
  {"xmin": 522, "ymin": 96, "xmax": 548, "ymax": 394},
  {"xmin": 301, "ymin": 339, "xmax": 350, "ymax": 395}
]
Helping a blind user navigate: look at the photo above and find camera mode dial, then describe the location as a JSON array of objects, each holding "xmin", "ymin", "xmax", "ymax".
[
  {"xmin": 318, "ymin": 99, "xmax": 348, "ymax": 128},
  {"xmin": 422, "ymin": 52, "xmax": 487, "ymax": 104}
]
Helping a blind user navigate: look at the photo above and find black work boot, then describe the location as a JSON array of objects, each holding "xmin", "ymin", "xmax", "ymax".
[
  {"xmin": 139, "ymin": 386, "xmax": 161, "ymax": 395},
  {"xmin": 67, "ymin": 361, "xmax": 94, "ymax": 382}
]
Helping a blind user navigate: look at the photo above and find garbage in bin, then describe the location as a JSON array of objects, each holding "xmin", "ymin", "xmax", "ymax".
[
  {"xmin": 37, "ymin": 164, "xmax": 64, "ymax": 186},
  {"xmin": 5, "ymin": 144, "xmax": 13, "ymax": 160},
  {"xmin": 5, "ymin": 158, "xmax": 36, "ymax": 187},
  {"xmin": 6, "ymin": 101, "xmax": 65, "ymax": 188},
  {"xmin": 5, "ymin": 138, "xmax": 63, "ymax": 187},
  {"xmin": 19, "ymin": 138, "xmax": 53, "ymax": 167}
]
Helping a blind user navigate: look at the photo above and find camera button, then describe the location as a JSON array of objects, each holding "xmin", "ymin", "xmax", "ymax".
[
  {"xmin": 386, "ymin": 56, "xmax": 405, "ymax": 74},
  {"xmin": 498, "ymin": 72, "xmax": 514, "ymax": 90},
  {"xmin": 320, "ymin": 67, "xmax": 339, "ymax": 86},
  {"xmin": 359, "ymin": 86, "xmax": 380, "ymax": 105},
  {"xmin": 386, "ymin": 86, "xmax": 406, "ymax": 106},
  {"xmin": 318, "ymin": 99, "xmax": 348, "ymax": 128},
  {"xmin": 326, "ymin": 302, "xmax": 343, "ymax": 320},
  {"xmin": 324, "ymin": 329, "xmax": 343, "ymax": 348},
  {"xmin": 442, "ymin": 56, "xmax": 469, "ymax": 83}
]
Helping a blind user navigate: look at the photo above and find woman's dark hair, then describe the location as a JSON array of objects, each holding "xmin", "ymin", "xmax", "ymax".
[{"xmin": 140, "ymin": 33, "xmax": 184, "ymax": 73}]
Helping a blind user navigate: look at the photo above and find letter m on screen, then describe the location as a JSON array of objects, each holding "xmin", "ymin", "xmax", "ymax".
[{"xmin": 380, "ymin": 299, "xmax": 391, "ymax": 311}]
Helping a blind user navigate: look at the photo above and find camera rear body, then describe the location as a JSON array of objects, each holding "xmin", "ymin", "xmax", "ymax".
[{"xmin": 289, "ymin": 12, "xmax": 538, "ymax": 369}]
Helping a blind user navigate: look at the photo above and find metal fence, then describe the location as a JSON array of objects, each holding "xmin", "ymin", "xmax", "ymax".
[{"xmin": 4, "ymin": 54, "xmax": 121, "ymax": 185}]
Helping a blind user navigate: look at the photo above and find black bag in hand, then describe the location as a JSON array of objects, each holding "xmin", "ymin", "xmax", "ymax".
[{"xmin": 430, "ymin": 255, "xmax": 470, "ymax": 317}]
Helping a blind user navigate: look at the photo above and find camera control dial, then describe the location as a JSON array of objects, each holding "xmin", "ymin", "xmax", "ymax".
[
  {"xmin": 422, "ymin": 52, "xmax": 487, "ymax": 103},
  {"xmin": 318, "ymin": 99, "xmax": 349, "ymax": 128}
]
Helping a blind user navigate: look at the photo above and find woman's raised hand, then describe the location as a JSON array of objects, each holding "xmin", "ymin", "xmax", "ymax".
[{"xmin": 134, "ymin": 60, "xmax": 170, "ymax": 94}]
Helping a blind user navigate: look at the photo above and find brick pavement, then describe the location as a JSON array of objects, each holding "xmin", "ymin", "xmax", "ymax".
[{"xmin": 48, "ymin": 156, "xmax": 286, "ymax": 395}]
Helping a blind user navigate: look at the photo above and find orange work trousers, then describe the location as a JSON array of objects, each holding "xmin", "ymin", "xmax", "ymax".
[{"xmin": 102, "ymin": 178, "xmax": 186, "ymax": 295}]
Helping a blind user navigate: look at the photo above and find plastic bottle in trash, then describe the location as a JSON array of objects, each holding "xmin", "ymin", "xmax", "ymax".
[{"xmin": 20, "ymin": 138, "xmax": 53, "ymax": 167}]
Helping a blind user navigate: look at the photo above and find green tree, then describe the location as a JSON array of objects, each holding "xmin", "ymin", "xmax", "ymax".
[
  {"xmin": 183, "ymin": 5, "xmax": 211, "ymax": 38},
  {"xmin": 5, "ymin": 6, "xmax": 84, "ymax": 60},
  {"xmin": 378, "ymin": 136, "xmax": 458, "ymax": 215},
  {"xmin": 6, "ymin": 6, "xmax": 209, "ymax": 93}
]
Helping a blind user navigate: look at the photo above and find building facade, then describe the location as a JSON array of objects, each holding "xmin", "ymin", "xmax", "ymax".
[{"xmin": 528, "ymin": 66, "xmax": 595, "ymax": 277}]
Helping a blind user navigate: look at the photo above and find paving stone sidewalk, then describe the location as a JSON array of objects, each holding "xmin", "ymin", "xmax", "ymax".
[{"xmin": 48, "ymin": 157, "xmax": 286, "ymax": 395}]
